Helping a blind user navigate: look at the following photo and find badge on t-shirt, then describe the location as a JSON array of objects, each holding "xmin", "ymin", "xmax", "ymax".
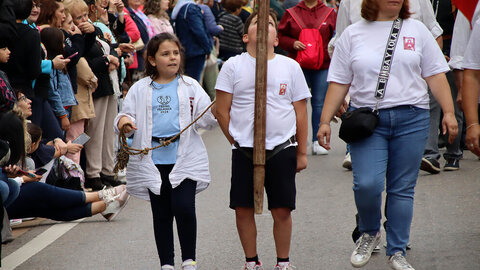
[
  {"xmin": 279, "ymin": 83, "xmax": 287, "ymax": 95},
  {"xmin": 403, "ymin": 37, "xmax": 415, "ymax": 51}
]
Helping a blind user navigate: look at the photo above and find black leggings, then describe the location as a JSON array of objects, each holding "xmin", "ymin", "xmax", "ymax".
[{"xmin": 149, "ymin": 164, "xmax": 197, "ymax": 266}]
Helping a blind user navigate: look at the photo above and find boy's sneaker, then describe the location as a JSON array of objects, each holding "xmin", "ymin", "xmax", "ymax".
[
  {"xmin": 102, "ymin": 189, "xmax": 130, "ymax": 221},
  {"xmin": 342, "ymin": 152, "xmax": 352, "ymax": 170},
  {"xmin": 351, "ymin": 232, "xmax": 381, "ymax": 268},
  {"xmin": 243, "ymin": 261, "xmax": 263, "ymax": 270},
  {"xmin": 182, "ymin": 259, "xmax": 197, "ymax": 270},
  {"xmin": 388, "ymin": 251, "xmax": 415, "ymax": 270},
  {"xmin": 161, "ymin": 265, "xmax": 174, "ymax": 270},
  {"xmin": 444, "ymin": 158, "xmax": 460, "ymax": 171},
  {"xmin": 420, "ymin": 158, "xmax": 440, "ymax": 174},
  {"xmin": 312, "ymin": 141, "xmax": 328, "ymax": 155},
  {"xmin": 273, "ymin": 262, "xmax": 296, "ymax": 270}
]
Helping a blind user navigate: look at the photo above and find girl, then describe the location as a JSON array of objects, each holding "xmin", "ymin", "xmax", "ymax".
[
  {"xmin": 114, "ymin": 33, "xmax": 216, "ymax": 270},
  {"xmin": 144, "ymin": 0, "xmax": 174, "ymax": 35},
  {"xmin": 40, "ymin": 27, "xmax": 78, "ymax": 132}
]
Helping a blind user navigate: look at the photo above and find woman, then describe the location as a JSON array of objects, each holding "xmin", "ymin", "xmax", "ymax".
[
  {"xmin": 144, "ymin": 0, "xmax": 174, "ymax": 35},
  {"xmin": 36, "ymin": 0, "xmax": 66, "ymax": 29},
  {"xmin": 172, "ymin": 0, "xmax": 212, "ymax": 82},
  {"xmin": 278, "ymin": 0, "xmax": 336, "ymax": 155},
  {"xmin": 317, "ymin": 0, "xmax": 457, "ymax": 269}
]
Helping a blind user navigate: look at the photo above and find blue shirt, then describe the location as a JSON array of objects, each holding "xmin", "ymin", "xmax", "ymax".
[{"xmin": 151, "ymin": 79, "xmax": 180, "ymax": 164}]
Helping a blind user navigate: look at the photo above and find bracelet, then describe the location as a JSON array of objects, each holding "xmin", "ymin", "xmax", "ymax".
[
  {"xmin": 466, "ymin": 123, "xmax": 479, "ymax": 130},
  {"xmin": 318, "ymin": 122, "xmax": 330, "ymax": 127}
]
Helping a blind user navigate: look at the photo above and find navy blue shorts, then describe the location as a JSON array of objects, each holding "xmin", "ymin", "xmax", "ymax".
[{"xmin": 229, "ymin": 146, "xmax": 297, "ymax": 210}]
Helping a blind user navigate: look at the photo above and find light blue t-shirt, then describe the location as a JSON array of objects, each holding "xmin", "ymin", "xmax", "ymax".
[{"xmin": 151, "ymin": 79, "xmax": 180, "ymax": 164}]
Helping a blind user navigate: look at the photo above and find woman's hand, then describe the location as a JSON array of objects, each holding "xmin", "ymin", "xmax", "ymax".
[
  {"xmin": 22, "ymin": 172, "xmax": 42, "ymax": 183},
  {"xmin": 317, "ymin": 123, "xmax": 332, "ymax": 150},
  {"xmin": 118, "ymin": 116, "xmax": 137, "ymax": 133},
  {"xmin": 119, "ymin": 43, "xmax": 135, "ymax": 53},
  {"xmin": 54, "ymin": 138, "xmax": 68, "ymax": 156},
  {"xmin": 61, "ymin": 117, "xmax": 70, "ymax": 131},
  {"xmin": 52, "ymin": 55, "xmax": 70, "ymax": 70},
  {"xmin": 466, "ymin": 124, "xmax": 480, "ymax": 157},
  {"xmin": 293, "ymin": 40, "xmax": 306, "ymax": 51},
  {"xmin": 78, "ymin": 22, "xmax": 95, "ymax": 33},
  {"xmin": 442, "ymin": 112, "xmax": 458, "ymax": 144},
  {"xmin": 3, "ymin": 164, "xmax": 20, "ymax": 178},
  {"xmin": 66, "ymin": 141, "xmax": 83, "ymax": 154}
]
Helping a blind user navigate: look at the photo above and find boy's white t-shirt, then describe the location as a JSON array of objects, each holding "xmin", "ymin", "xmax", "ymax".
[
  {"xmin": 462, "ymin": 19, "xmax": 480, "ymax": 103},
  {"xmin": 328, "ymin": 19, "xmax": 449, "ymax": 110},
  {"xmin": 215, "ymin": 52, "xmax": 311, "ymax": 150}
]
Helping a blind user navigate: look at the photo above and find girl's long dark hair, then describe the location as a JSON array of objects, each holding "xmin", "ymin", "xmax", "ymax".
[
  {"xmin": 0, "ymin": 111, "xmax": 25, "ymax": 165},
  {"xmin": 40, "ymin": 27, "xmax": 65, "ymax": 60},
  {"xmin": 144, "ymin": 33, "xmax": 185, "ymax": 81}
]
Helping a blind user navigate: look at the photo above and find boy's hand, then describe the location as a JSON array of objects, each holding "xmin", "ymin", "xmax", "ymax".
[
  {"xmin": 317, "ymin": 124, "xmax": 331, "ymax": 150},
  {"xmin": 296, "ymin": 153, "xmax": 307, "ymax": 172}
]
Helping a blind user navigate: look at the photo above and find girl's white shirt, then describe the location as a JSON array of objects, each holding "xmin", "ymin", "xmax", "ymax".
[{"xmin": 114, "ymin": 76, "xmax": 217, "ymax": 201}]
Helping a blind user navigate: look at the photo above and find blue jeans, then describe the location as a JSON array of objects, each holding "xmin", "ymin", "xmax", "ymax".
[
  {"xmin": 303, "ymin": 68, "xmax": 329, "ymax": 141},
  {"xmin": 185, "ymin": 54, "xmax": 206, "ymax": 82},
  {"xmin": 6, "ymin": 181, "xmax": 90, "ymax": 221},
  {"xmin": 0, "ymin": 171, "xmax": 20, "ymax": 207},
  {"xmin": 350, "ymin": 105, "xmax": 429, "ymax": 256}
]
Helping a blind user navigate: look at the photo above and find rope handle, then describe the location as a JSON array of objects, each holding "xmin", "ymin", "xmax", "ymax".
[{"xmin": 114, "ymin": 99, "xmax": 216, "ymax": 173}]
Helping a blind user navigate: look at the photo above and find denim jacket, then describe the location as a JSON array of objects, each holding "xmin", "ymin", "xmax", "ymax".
[{"xmin": 48, "ymin": 69, "xmax": 78, "ymax": 117}]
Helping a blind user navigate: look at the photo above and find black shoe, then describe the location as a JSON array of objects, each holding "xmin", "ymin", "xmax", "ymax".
[
  {"xmin": 444, "ymin": 158, "xmax": 460, "ymax": 171},
  {"xmin": 100, "ymin": 173, "xmax": 122, "ymax": 187},
  {"xmin": 84, "ymin": 177, "xmax": 105, "ymax": 191},
  {"xmin": 420, "ymin": 158, "xmax": 440, "ymax": 174}
]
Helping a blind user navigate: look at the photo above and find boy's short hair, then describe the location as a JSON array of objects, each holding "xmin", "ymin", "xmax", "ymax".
[
  {"xmin": 222, "ymin": 0, "xmax": 244, "ymax": 13},
  {"xmin": 243, "ymin": 9, "xmax": 278, "ymax": 35}
]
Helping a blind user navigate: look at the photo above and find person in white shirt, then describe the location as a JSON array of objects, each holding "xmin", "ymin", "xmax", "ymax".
[
  {"xmin": 317, "ymin": 0, "xmax": 458, "ymax": 269},
  {"xmin": 215, "ymin": 10, "xmax": 310, "ymax": 270}
]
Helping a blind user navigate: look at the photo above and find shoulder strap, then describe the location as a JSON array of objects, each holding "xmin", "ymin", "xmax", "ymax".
[
  {"xmin": 317, "ymin": 9, "xmax": 334, "ymax": 30},
  {"xmin": 286, "ymin": 8, "xmax": 306, "ymax": 30},
  {"xmin": 375, "ymin": 18, "xmax": 403, "ymax": 100}
]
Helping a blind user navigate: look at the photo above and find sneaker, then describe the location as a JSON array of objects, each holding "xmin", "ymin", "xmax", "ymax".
[
  {"xmin": 350, "ymin": 232, "xmax": 381, "ymax": 268},
  {"xmin": 388, "ymin": 251, "xmax": 415, "ymax": 270},
  {"xmin": 100, "ymin": 173, "xmax": 123, "ymax": 187},
  {"xmin": 342, "ymin": 152, "xmax": 352, "ymax": 170},
  {"xmin": 420, "ymin": 158, "xmax": 440, "ymax": 174},
  {"xmin": 102, "ymin": 189, "xmax": 130, "ymax": 221},
  {"xmin": 273, "ymin": 262, "xmax": 296, "ymax": 270},
  {"xmin": 84, "ymin": 177, "xmax": 105, "ymax": 191},
  {"xmin": 182, "ymin": 259, "xmax": 197, "ymax": 270},
  {"xmin": 444, "ymin": 158, "xmax": 460, "ymax": 171},
  {"xmin": 161, "ymin": 265, "xmax": 174, "ymax": 270},
  {"xmin": 243, "ymin": 261, "xmax": 263, "ymax": 270},
  {"xmin": 100, "ymin": 185, "xmax": 126, "ymax": 203},
  {"xmin": 312, "ymin": 141, "xmax": 328, "ymax": 155}
]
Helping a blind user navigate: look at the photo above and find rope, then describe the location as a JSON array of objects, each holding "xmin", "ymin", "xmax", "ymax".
[{"xmin": 114, "ymin": 99, "xmax": 216, "ymax": 173}]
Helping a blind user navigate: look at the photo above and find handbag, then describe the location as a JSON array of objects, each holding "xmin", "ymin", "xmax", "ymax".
[{"xmin": 339, "ymin": 18, "xmax": 403, "ymax": 143}]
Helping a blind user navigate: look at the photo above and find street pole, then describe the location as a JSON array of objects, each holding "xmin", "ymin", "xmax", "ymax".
[{"xmin": 253, "ymin": 0, "xmax": 269, "ymax": 214}]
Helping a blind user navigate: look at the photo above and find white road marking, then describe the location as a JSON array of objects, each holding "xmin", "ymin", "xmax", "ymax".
[{"xmin": 2, "ymin": 219, "xmax": 84, "ymax": 269}]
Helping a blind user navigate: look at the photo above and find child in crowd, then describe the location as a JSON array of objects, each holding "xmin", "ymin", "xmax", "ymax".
[
  {"xmin": 40, "ymin": 27, "xmax": 77, "ymax": 132},
  {"xmin": 114, "ymin": 33, "xmax": 216, "ymax": 270},
  {"xmin": 214, "ymin": 10, "xmax": 311, "ymax": 270}
]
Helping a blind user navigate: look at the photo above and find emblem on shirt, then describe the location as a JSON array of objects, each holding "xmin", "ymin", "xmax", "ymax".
[
  {"xmin": 156, "ymin": 96, "xmax": 172, "ymax": 113},
  {"xmin": 403, "ymin": 37, "xmax": 415, "ymax": 51},
  {"xmin": 279, "ymin": 83, "xmax": 287, "ymax": 95}
]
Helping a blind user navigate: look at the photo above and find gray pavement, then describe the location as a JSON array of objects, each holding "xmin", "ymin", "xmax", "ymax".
[{"xmin": 2, "ymin": 124, "xmax": 480, "ymax": 270}]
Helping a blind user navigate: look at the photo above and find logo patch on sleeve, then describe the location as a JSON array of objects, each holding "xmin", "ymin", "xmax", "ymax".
[{"xmin": 279, "ymin": 83, "xmax": 287, "ymax": 95}]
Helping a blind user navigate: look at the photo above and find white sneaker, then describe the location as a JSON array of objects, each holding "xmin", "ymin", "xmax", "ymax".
[
  {"xmin": 388, "ymin": 251, "xmax": 415, "ymax": 270},
  {"xmin": 342, "ymin": 153, "xmax": 352, "ymax": 170},
  {"xmin": 182, "ymin": 259, "xmax": 197, "ymax": 270},
  {"xmin": 161, "ymin": 265, "xmax": 174, "ymax": 270},
  {"xmin": 243, "ymin": 261, "xmax": 263, "ymax": 270},
  {"xmin": 100, "ymin": 184, "xmax": 126, "ymax": 204},
  {"xmin": 102, "ymin": 189, "xmax": 130, "ymax": 221},
  {"xmin": 273, "ymin": 262, "xmax": 296, "ymax": 270},
  {"xmin": 351, "ymin": 232, "xmax": 381, "ymax": 268},
  {"xmin": 312, "ymin": 141, "xmax": 328, "ymax": 155}
]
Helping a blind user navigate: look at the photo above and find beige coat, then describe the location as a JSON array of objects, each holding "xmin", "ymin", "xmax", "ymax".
[{"xmin": 71, "ymin": 58, "xmax": 97, "ymax": 123}]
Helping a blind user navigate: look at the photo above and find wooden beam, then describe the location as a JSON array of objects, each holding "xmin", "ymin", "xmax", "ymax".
[{"xmin": 253, "ymin": 0, "xmax": 269, "ymax": 214}]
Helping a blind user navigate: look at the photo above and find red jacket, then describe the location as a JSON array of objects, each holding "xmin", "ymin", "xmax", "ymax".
[{"xmin": 278, "ymin": 1, "xmax": 336, "ymax": 70}]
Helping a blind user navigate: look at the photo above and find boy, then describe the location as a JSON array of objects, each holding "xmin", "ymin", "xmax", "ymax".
[{"xmin": 214, "ymin": 10, "xmax": 310, "ymax": 270}]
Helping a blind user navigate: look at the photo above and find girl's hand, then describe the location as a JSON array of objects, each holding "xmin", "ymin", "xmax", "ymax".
[
  {"xmin": 118, "ymin": 116, "xmax": 137, "ymax": 133},
  {"xmin": 3, "ymin": 164, "xmax": 20, "ymax": 178},
  {"xmin": 66, "ymin": 141, "xmax": 83, "ymax": 154},
  {"xmin": 52, "ymin": 55, "xmax": 70, "ymax": 70},
  {"xmin": 317, "ymin": 123, "xmax": 331, "ymax": 150}
]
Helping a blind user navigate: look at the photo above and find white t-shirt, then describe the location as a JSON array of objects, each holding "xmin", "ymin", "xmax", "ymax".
[
  {"xmin": 328, "ymin": 0, "xmax": 443, "ymax": 52},
  {"xmin": 450, "ymin": 3, "xmax": 480, "ymax": 70},
  {"xmin": 462, "ymin": 19, "xmax": 480, "ymax": 103},
  {"xmin": 328, "ymin": 19, "xmax": 449, "ymax": 110},
  {"xmin": 215, "ymin": 52, "xmax": 311, "ymax": 150}
]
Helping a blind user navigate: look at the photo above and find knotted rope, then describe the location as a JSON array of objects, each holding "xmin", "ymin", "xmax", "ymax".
[{"xmin": 114, "ymin": 100, "xmax": 216, "ymax": 173}]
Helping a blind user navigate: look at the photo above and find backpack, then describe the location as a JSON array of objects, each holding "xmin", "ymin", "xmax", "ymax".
[{"xmin": 286, "ymin": 8, "xmax": 333, "ymax": 70}]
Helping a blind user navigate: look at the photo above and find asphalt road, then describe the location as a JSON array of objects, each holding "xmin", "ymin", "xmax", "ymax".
[{"xmin": 2, "ymin": 123, "xmax": 479, "ymax": 270}]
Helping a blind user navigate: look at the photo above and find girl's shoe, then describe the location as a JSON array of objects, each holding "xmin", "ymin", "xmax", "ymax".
[
  {"xmin": 273, "ymin": 262, "xmax": 296, "ymax": 270},
  {"xmin": 182, "ymin": 259, "xmax": 197, "ymax": 270},
  {"xmin": 243, "ymin": 261, "xmax": 263, "ymax": 270}
]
